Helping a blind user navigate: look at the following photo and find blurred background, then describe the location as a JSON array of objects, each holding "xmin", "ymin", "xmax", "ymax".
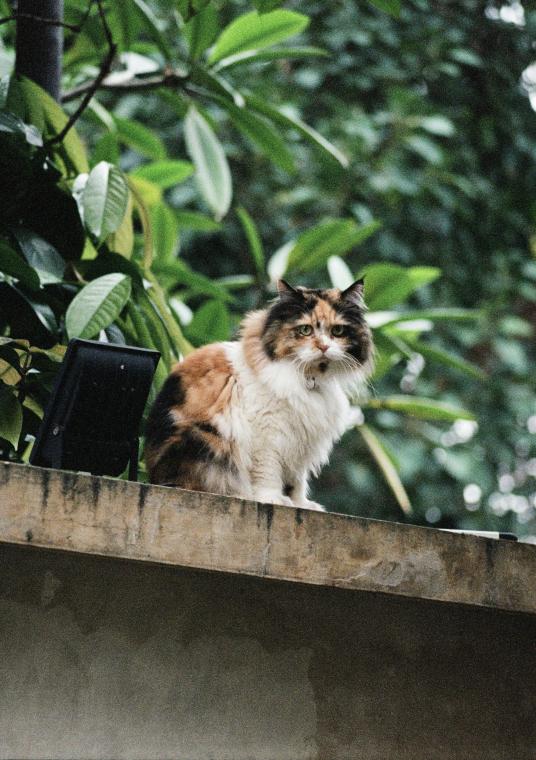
[{"xmin": 0, "ymin": 0, "xmax": 535, "ymax": 536}]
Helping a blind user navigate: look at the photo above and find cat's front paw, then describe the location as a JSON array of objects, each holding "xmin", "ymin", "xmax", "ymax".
[
  {"xmin": 294, "ymin": 499, "xmax": 326, "ymax": 512},
  {"xmin": 254, "ymin": 489, "xmax": 294, "ymax": 508}
]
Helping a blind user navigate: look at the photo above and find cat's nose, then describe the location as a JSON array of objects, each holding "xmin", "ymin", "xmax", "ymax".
[{"xmin": 318, "ymin": 343, "xmax": 329, "ymax": 353}]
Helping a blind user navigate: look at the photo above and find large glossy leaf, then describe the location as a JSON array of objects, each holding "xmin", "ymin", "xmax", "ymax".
[
  {"xmin": 358, "ymin": 264, "xmax": 441, "ymax": 310},
  {"xmin": 287, "ymin": 219, "xmax": 381, "ymax": 274},
  {"xmin": 82, "ymin": 162, "xmax": 129, "ymax": 243},
  {"xmin": 357, "ymin": 424, "xmax": 412, "ymax": 514},
  {"xmin": 65, "ymin": 273, "xmax": 132, "ymax": 340},
  {"xmin": 0, "ymin": 385, "xmax": 22, "ymax": 448},
  {"xmin": 187, "ymin": 299, "xmax": 231, "ymax": 344},
  {"xmin": 114, "ymin": 117, "xmax": 167, "ymax": 160},
  {"xmin": 184, "ymin": 107, "xmax": 232, "ymax": 220},
  {"xmin": 12, "ymin": 228, "xmax": 65, "ymax": 285},
  {"xmin": 0, "ymin": 110, "xmax": 42, "ymax": 146},
  {"xmin": 218, "ymin": 99, "xmax": 295, "ymax": 173},
  {"xmin": 132, "ymin": 160, "xmax": 194, "ymax": 189},
  {"xmin": 246, "ymin": 94, "xmax": 349, "ymax": 167},
  {"xmin": 208, "ymin": 10, "xmax": 309, "ymax": 65},
  {"xmin": 366, "ymin": 395, "xmax": 476, "ymax": 422},
  {"xmin": 0, "ymin": 239, "xmax": 40, "ymax": 290},
  {"xmin": 237, "ymin": 206, "xmax": 264, "ymax": 280}
]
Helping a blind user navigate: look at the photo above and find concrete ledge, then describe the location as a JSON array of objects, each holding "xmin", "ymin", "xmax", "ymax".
[{"xmin": 1, "ymin": 461, "xmax": 535, "ymax": 615}]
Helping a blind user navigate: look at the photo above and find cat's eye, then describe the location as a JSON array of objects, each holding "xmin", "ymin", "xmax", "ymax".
[
  {"xmin": 331, "ymin": 325, "xmax": 345, "ymax": 337},
  {"xmin": 297, "ymin": 324, "xmax": 313, "ymax": 336}
]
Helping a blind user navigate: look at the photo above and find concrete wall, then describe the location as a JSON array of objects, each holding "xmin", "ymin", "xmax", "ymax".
[{"xmin": 1, "ymin": 542, "xmax": 535, "ymax": 760}]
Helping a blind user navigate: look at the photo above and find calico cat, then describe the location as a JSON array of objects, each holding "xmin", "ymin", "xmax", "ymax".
[{"xmin": 145, "ymin": 279, "xmax": 373, "ymax": 511}]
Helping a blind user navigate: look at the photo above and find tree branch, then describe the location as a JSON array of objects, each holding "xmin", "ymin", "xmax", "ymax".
[{"xmin": 61, "ymin": 69, "xmax": 190, "ymax": 103}]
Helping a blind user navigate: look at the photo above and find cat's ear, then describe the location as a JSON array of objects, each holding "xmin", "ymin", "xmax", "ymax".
[
  {"xmin": 341, "ymin": 278, "xmax": 364, "ymax": 303},
  {"xmin": 277, "ymin": 279, "xmax": 300, "ymax": 297}
]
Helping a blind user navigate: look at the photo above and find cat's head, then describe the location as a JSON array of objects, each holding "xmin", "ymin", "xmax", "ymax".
[{"xmin": 260, "ymin": 280, "xmax": 373, "ymax": 380}]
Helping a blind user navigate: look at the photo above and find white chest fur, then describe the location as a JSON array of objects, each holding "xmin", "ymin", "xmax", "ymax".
[{"xmin": 223, "ymin": 343, "xmax": 350, "ymax": 482}]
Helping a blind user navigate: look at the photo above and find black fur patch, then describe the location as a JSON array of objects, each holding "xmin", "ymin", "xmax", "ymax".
[
  {"xmin": 262, "ymin": 291, "xmax": 319, "ymax": 359},
  {"xmin": 264, "ymin": 293, "xmax": 317, "ymax": 332},
  {"xmin": 283, "ymin": 483, "xmax": 293, "ymax": 497},
  {"xmin": 196, "ymin": 422, "xmax": 220, "ymax": 436},
  {"xmin": 145, "ymin": 374, "xmax": 185, "ymax": 447}
]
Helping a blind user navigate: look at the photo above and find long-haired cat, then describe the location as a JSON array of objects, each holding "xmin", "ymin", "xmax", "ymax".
[{"xmin": 145, "ymin": 279, "xmax": 373, "ymax": 511}]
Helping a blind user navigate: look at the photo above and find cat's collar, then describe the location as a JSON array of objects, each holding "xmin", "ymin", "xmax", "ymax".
[{"xmin": 305, "ymin": 375, "xmax": 317, "ymax": 390}]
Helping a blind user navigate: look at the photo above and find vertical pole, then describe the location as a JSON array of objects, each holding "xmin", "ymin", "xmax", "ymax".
[{"xmin": 15, "ymin": 0, "xmax": 64, "ymax": 101}]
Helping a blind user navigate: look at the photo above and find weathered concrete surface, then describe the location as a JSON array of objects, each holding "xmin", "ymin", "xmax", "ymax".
[
  {"xmin": 1, "ymin": 462, "xmax": 536, "ymax": 614},
  {"xmin": 0, "ymin": 543, "xmax": 535, "ymax": 760}
]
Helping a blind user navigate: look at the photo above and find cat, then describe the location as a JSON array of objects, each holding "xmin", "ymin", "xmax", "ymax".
[{"xmin": 145, "ymin": 279, "xmax": 373, "ymax": 511}]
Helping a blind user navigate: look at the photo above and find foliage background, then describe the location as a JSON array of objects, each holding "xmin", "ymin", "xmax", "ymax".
[{"xmin": 0, "ymin": 0, "xmax": 535, "ymax": 538}]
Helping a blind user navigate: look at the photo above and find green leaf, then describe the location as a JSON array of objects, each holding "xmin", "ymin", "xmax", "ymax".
[
  {"xmin": 130, "ymin": 0, "xmax": 172, "ymax": 59},
  {"xmin": 405, "ymin": 134, "xmax": 443, "ymax": 165},
  {"xmin": 174, "ymin": 210, "xmax": 222, "ymax": 231},
  {"xmin": 420, "ymin": 116, "xmax": 455, "ymax": 137},
  {"xmin": 0, "ymin": 239, "xmax": 40, "ymax": 290},
  {"xmin": 357, "ymin": 424, "xmax": 412, "ymax": 514},
  {"xmin": 246, "ymin": 94, "xmax": 349, "ymax": 167},
  {"xmin": 151, "ymin": 202, "xmax": 179, "ymax": 261},
  {"xmin": 0, "ymin": 385, "xmax": 22, "ymax": 448},
  {"xmin": 184, "ymin": 4, "xmax": 219, "ymax": 60},
  {"xmin": 218, "ymin": 98, "xmax": 295, "ymax": 173},
  {"xmin": 367, "ymin": 308, "xmax": 480, "ymax": 329},
  {"xmin": 11, "ymin": 76, "xmax": 89, "ymax": 173},
  {"xmin": 12, "ymin": 229, "xmax": 65, "ymax": 285},
  {"xmin": 128, "ymin": 175, "xmax": 162, "ymax": 207},
  {"xmin": 114, "ymin": 116, "xmax": 167, "ymax": 160},
  {"xmin": 366, "ymin": 395, "xmax": 476, "ymax": 422},
  {"xmin": 152, "ymin": 259, "xmax": 232, "ymax": 301},
  {"xmin": 402, "ymin": 337, "xmax": 486, "ymax": 380},
  {"xmin": 108, "ymin": 191, "xmax": 134, "ymax": 257},
  {"xmin": 358, "ymin": 264, "xmax": 441, "ymax": 310},
  {"xmin": 208, "ymin": 10, "xmax": 309, "ymax": 65},
  {"xmin": 368, "ymin": 0, "xmax": 401, "ymax": 17},
  {"xmin": 187, "ymin": 299, "xmax": 231, "ymax": 343},
  {"xmin": 237, "ymin": 206, "xmax": 264, "ymax": 280},
  {"xmin": 0, "ymin": 110, "xmax": 42, "ymax": 146},
  {"xmin": 82, "ymin": 162, "xmax": 129, "ymax": 243},
  {"xmin": 184, "ymin": 107, "xmax": 232, "ymax": 220},
  {"xmin": 327, "ymin": 255, "xmax": 354, "ymax": 290},
  {"xmin": 65, "ymin": 273, "xmax": 132, "ymax": 340},
  {"xmin": 287, "ymin": 219, "xmax": 381, "ymax": 274},
  {"xmin": 213, "ymin": 46, "xmax": 327, "ymax": 72},
  {"xmin": 132, "ymin": 160, "xmax": 194, "ymax": 188}
]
